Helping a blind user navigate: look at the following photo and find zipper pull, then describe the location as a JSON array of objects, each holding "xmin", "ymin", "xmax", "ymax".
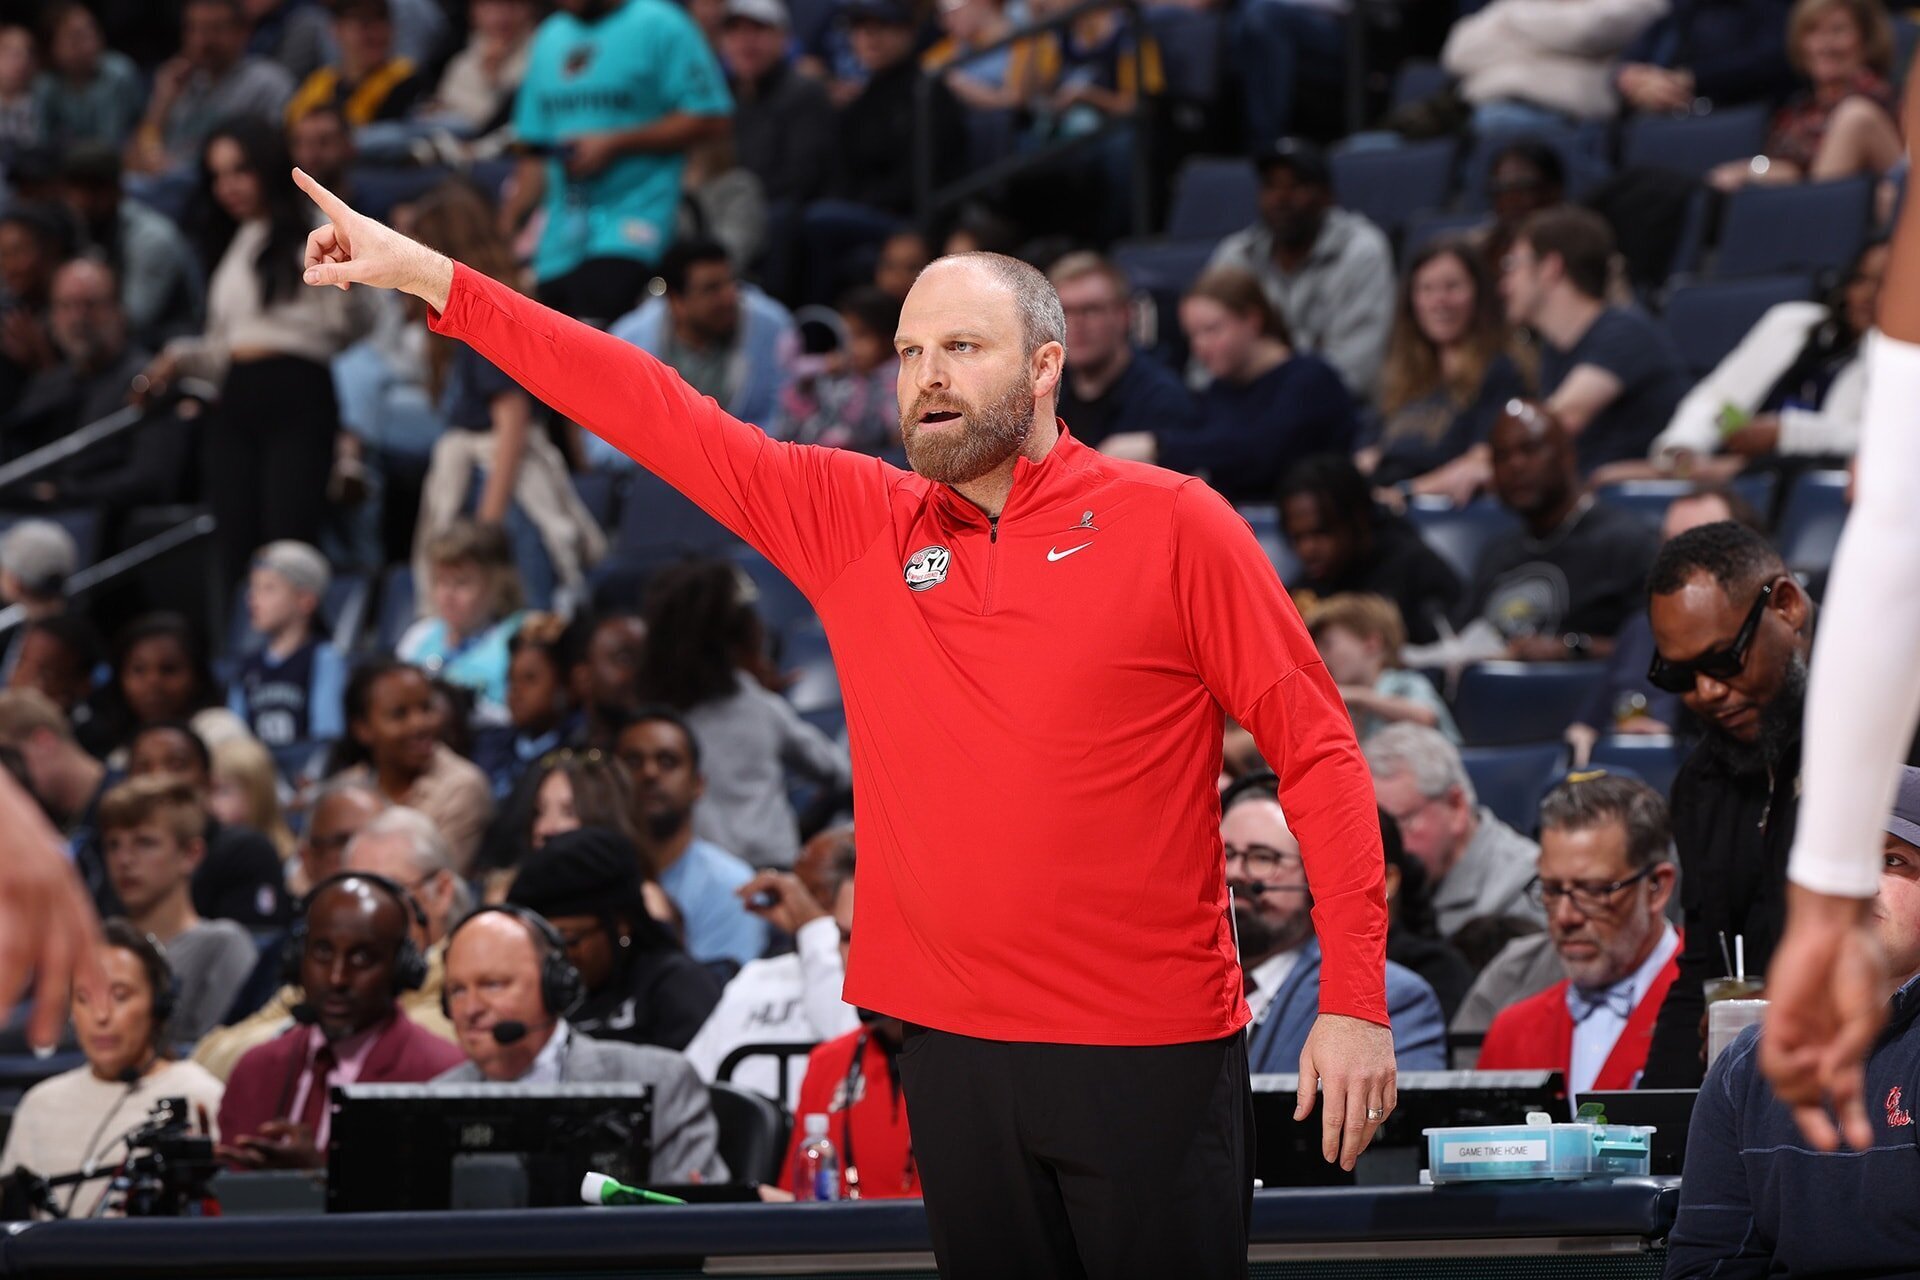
[{"xmin": 989, "ymin": 516, "xmax": 998, "ymax": 544}]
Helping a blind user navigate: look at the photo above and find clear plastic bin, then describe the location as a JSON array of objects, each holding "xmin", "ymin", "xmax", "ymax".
[{"xmin": 1424, "ymin": 1122, "xmax": 1655, "ymax": 1184}]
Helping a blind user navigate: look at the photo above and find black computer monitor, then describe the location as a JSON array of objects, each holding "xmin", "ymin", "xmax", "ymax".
[
  {"xmin": 1250, "ymin": 1070, "xmax": 1568, "ymax": 1187},
  {"xmin": 327, "ymin": 1083, "xmax": 654, "ymax": 1213}
]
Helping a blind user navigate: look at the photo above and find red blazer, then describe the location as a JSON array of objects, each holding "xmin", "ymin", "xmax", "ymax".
[
  {"xmin": 1477, "ymin": 946, "xmax": 1681, "ymax": 1091},
  {"xmin": 219, "ymin": 1012, "xmax": 465, "ymax": 1148}
]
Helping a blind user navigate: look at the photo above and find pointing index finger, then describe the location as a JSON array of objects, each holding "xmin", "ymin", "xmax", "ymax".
[{"xmin": 292, "ymin": 166, "xmax": 352, "ymax": 222}]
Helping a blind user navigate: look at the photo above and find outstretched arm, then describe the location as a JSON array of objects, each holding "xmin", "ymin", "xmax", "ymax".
[
  {"xmin": 293, "ymin": 168, "xmax": 891, "ymax": 601},
  {"xmin": 1762, "ymin": 74, "xmax": 1920, "ymax": 1149}
]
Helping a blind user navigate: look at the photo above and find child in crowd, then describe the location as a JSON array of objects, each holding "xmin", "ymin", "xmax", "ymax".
[
  {"xmin": 398, "ymin": 519, "xmax": 525, "ymax": 718},
  {"xmin": 1306, "ymin": 593, "xmax": 1460, "ymax": 745},
  {"xmin": 209, "ymin": 736, "xmax": 298, "ymax": 866},
  {"xmin": 229, "ymin": 541, "xmax": 347, "ymax": 749},
  {"xmin": 98, "ymin": 775, "xmax": 257, "ymax": 1045},
  {"xmin": 473, "ymin": 612, "xmax": 581, "ymax": 798},
  {"xmin": 776, "ymin": 286, "xmax": 903, "ymax": 453}
]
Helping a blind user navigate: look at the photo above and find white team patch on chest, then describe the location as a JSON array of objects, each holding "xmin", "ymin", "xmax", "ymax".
[{"xmin": 903, "ymin": 545, "xmax": 952, "ymax": 591}]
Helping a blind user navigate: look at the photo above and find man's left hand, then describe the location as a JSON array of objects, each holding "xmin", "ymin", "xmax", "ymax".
[
  {"xmin": 225, "ymin": 1120, "xmax": 323, "ymax": 1170},
  {"xmin": 1296, "ymin": 1013, "xmax": 1396, "ymax": 1170}
]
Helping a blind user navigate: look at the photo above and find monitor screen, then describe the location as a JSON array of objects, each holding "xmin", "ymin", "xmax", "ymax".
[{"xmin": 327, "ymin": 1083, "xmax": 654, "ymax": 1213}]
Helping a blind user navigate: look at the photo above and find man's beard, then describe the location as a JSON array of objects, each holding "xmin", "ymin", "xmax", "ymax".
[
  {"xmin": 1699, "ymin": 651, "xmax": 1807, "ymax": 775},
  {"xmin": 899, "ymin": 369, "xmax": 1034, "ymax": 486},
  {"xmin": 1233, "ymin": 901, "xmax": 1282, "ymax": 960},
  {"xmin": 643, "ymin": 805, "xmax": 690, "ymax": 843}
]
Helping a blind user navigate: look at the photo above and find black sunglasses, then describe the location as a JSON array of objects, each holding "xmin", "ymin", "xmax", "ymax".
[{"xmin": 1646, "ymin": 580, "xmax": 1776, "ymax": 694}]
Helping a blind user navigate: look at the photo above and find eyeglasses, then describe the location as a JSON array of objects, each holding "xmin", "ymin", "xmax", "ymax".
[
  {"xmin": 1225, "ymin": 844, "xmax": 1303, "ymax": 877},
  {"xmin": 1525, "ymin": 863, "xmax": 1660, "ymax": 913},
  {"xmin": 1646, "ymin": 580, "xmax": 1776, "ymax": 694}
]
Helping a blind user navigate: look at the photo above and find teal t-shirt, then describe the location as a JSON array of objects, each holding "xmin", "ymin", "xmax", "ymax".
[{"xmin": 514, "ymin": 0, "xmax": 732, "ymax": 282}]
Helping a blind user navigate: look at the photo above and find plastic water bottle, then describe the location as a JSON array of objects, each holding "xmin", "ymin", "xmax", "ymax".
[{"xmin": 793, "ymin": 1114, "xmax": 841, "ymax": 1201}]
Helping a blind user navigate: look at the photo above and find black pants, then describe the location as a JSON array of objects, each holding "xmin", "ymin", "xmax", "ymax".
[
  {"xmin": 202, "ymin": 355, "xmax": 338, "ymax": 591},
  {"xmin": 895, "ymin": 1027, "xmax": 1253, "ymax": 1280},
  {"xmin": 536, "ymin": 256, "xmax": 655, "ymax": 329}
]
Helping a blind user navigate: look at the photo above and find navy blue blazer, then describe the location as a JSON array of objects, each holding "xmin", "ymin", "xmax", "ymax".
[{"xmin": 1244, "ymin": 939, "xmax": 1448, "ymax": 1074}]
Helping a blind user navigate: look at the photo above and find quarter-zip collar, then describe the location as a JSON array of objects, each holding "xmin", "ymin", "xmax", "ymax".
[{"xmin": 928, "ymin": 420, "xmax": 1097, "ymax": 532}]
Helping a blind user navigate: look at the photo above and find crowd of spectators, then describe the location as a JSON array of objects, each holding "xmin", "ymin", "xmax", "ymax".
[{"xmin": 0, "ymin": 0, "xmax": 1909, "ymax": 1262}]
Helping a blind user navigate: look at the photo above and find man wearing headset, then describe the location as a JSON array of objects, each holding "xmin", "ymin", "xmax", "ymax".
[
  {"xmin": 435, "ymin": 906, "xmax": 729, "ymax": 1185},
  {"xmin": 218, "ymin": 873, "xmax": 463, "ymax": 1170}
]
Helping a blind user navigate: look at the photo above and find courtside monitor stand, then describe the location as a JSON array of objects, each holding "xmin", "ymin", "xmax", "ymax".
[{"xmin": 327, "ymin": 1082, "xmax": 654, "ymax": 1212}]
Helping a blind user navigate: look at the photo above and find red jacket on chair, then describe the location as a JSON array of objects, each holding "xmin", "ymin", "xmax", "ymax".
[
  {"xmin": 1476, "ymin": 949, "xmax": 1682, "ymax": 1091},
  {"xmin": 219, "ymin": 1012, "xmax": 465, "ymax": 1152}
]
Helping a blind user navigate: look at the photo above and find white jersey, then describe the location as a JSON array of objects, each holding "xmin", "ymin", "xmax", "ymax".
[{"xmin": 682, "ymin": 916, "xmax": 861, "ymax": 1102}]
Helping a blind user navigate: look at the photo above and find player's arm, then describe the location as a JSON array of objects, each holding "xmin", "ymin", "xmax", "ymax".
[{"xmin": 1761, "ymin": 73, "xmax": 1920, "ymax": 1146}]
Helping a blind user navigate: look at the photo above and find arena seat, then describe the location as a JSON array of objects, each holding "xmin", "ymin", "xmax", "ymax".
[
  {"xmin": 1662, "ymin": 273, "xmax": 1815, "ymax": 378},
  {"xmin": 1460, "ymin": 743, "xmax": 1563, "ymax": 833},
  {"xmin": 707, "ymin": 1082, "xmax": 790, "ymax": 1187},
  {"xmin": 569, "ymin": 470, "xmax": 620, "ymax": 531},
  {"xmin": 1774, "ymin": 469, "xmax": 1852, "ymax": 578},
  {"xmin": 781, "ymin": 625, "xmax": 840, "ymax": 714},
  {"xmin": 1165, "ymin": 157, "xmax": 1259, "ymax": 241},
  {"xmin": 616, "ymin": 466, "xmax": 741, "ymax": 560},
  {"xmin": 1389, "ymin": 60, "xmax": 1451, "ymax": 112},
  {"xmin": 1329, "ymin": 138, "xmax": 1456, "ymax": 239},
  {"xmin": 1402, "ymin": 208, "xmax": 1489, "ymax": 256},
  {"xmin": 1588, "ymin": 735, "xmax": 1685, "ymax": 800},
  {"xmin": 1620, "ymin": 104, "xmax": 1771, "ymax": 178},
  {"xmin": 1595, "ymin": 473, "xmax": 1780, "ymax": 532},
  {"xmin": 1145, "ymin": 6, "xmax": 1227, "ymax": 112},
  {"xmin": 1452, "ymin": 661, "xmax": 1607, "ymax": 747},
  {"xmin": 733, "ymin": 546, "xmax": 818, "ymax": 645},
  {"xmin": 375, "ymin": 562, "xmax": 417, "ymax": 651},
  {"xmin": 1405, "ymin": 498, "xmax": 1520, "ymax": 582},
  {"xmin": 1713, "ymin": 177, "xmax": 1873, "ymax": 279}
]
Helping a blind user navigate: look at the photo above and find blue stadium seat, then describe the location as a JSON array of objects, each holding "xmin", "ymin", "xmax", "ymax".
[
  {"xmin": 1235, "ymin": 504, "xmax": 1302, "ymax": 584},
  {"xmin": 965, "ymin": 108, "xmax": 1019, "ymax": 170},
  {"xmin": 781, "ymin": 625, "xmax": 840, "ymax": 714},
  {"xmin": 1329, "ymin": 138, "xmax": 1455, "ymax": 238},
  {"xmin": 799, "ymin": 703, "xmax": 846, "ymax": 744},
  {"xmin": 1662, "ymin": 274, "xmax": 1814, "ymax": 378},
  {"xmin": 1111, "ymin": 238, "xmax": 1217, "ymax": 296},
  {"xmin": 1774, "ymin": 469, "xmax": 1851, "ymax": 578},
  {"xmin": 570, "ymin": 470, "xmax": 620, "ymax": 530},
  {"xmin": 346, "ymin": 165, "xmax": 452, "ymax": 224},
  {"xmin": 375, "ymin": 561, "xmax": 416, "ymax": 652},
  {"xmin": 1406, "ymin": 499, "xmax": 1521, "ymax": 582},
  {"xmin": 1402, "ymin": 208, "xmax": 1489, "ymax": 256},
  {"xmin": 1166, "ymin": 158, "xmax": 1258, "ymax": 241},
  {"xmin": 1714, "ymin": 177, "xmax": 1873, "ymax": 279},
  {"xmin": 1452, "ymin": 661, "xmax": 1608, "ymax": 747},
  {"xmin": 1588, "ymin": 735, "xmax": 1684, "ymax": 800},
  {"xmin": 1595, "ymin": 474, "xmax": 1778, "ymax": 532},
  {"xmin": 616, "ymin": 466, "xmax": 740, "ymax": 560},
  {"xmin": 1144, "ymin": 6, "xmax": 1225, "ymax": 106},
  {"xmin": 1390, "ymin": 60, "xmax": 1451, "ymax": 112},
  {"xmin": 1460, "ymin": 743, "xmax": 1564, "ymax": 834},
  {"xmin": 1620, "ymin": 105, "xmax": 1771, "ymax": 177},
  {"xmin": 734, "ymin": 547, "xmax": 817, "ymax": 646}
]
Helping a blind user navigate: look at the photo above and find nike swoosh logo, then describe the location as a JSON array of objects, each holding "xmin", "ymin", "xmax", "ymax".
[{"xmin": 1047, "ymin": 542, "xmax": 1094, "ymax": 562}]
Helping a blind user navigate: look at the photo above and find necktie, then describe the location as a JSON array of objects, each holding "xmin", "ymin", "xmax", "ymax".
[
  {"xmin": 1567, "ymin": 986, "xmax": 1635, "ymax": 1023},
  {"xmin": 298, "ymin": 1044, "xmax": 337, "ymax": 1137}
]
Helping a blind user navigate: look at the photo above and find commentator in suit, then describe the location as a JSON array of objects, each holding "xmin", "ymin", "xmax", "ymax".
[
  {"xmin": 435, "ymin": 902, "xmax": 729, "ymax": 1184},
  {"xmin": 1223, "ymin": 777, "xmax": 1447, "ymax": 1073}
]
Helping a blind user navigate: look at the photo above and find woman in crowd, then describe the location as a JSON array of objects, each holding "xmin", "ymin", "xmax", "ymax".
[
  {"xmin": 505, "ymin": 827, "xmax": 723, "ymax": 1051},
  {"xmin": 639, "ymin": 560, "xmax": 850, "ymax": 870},
  {"xmin": 209, "ymin": 736, "xmax": 297, "ymax": 868},
  {"xmin": 326, "ymin": 659, "xmax": 492, "ymax": 874},
  {"xmin": 1098, "ymin": 267, "xmax": 1359, "ymax": 504},
  {"xmin": 1639, "ymin": 238, "xmax": 1887, "ymax": 475},
  {"xmin": 1708, "ymin": 0, "xmax": 1898, "ymax": 191},
  {"xmin": 142, "ymin": 116, "xmax": 371, "ymax": 588},
  {"xmin": 1361, "ymin": 241, "xmax": 1526, "ymax": 504},
  {"xmin": 85, "ymin": 613, "xmax": 245, "ymax": 764},
  {"xmin": 408, "ymin": 181, "xmax": 604, "ymax": 609},
  {"xmin": 0, "ymin": 921, "xmax": 224, "ymax": 1218}
]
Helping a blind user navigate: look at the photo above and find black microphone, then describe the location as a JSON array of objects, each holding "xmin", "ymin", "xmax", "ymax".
[{"xmin": 490, "ymin": 1021, "xmax": 530, "ymax": 1046}]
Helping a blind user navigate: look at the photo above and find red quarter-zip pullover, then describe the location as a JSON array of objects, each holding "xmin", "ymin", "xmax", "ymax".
[{"xmin": 430, "ymin": 264, "xmax": 1387, "ymax": 1042}]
